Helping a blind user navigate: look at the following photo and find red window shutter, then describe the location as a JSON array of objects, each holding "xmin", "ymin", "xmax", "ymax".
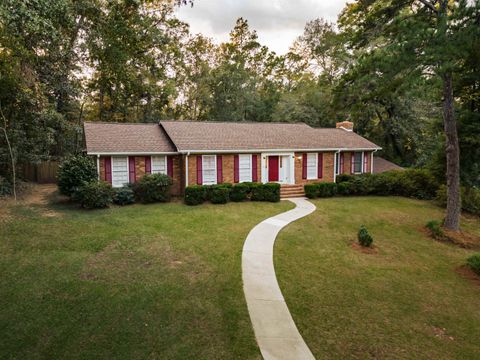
[
  {"xmin": 252, "ymin": 155, "xmax": 258, "ymax": 182},
  {"xmin": 234, "ymin": 155, "xmax": 239, "ymax": 183},
  {"xmin": 351, "ymin": 153, "xmax": 355, "ymax": 174},
  {"xmin": 217, "ymin": 155, "xmax": 223, "ymax": 184},
  {"xmin": 104, "ymin": 156, "xmax": 112, "ymax": 184},
  {"xmin": 196, "ymin": 156, "xmax": 203, "ymax": 185},
  {"xmin": 318, "ymin": 153, "xmax": 323, "ymax": 179},
  {"xmin": 129, "ymin": 156, "xmax": 136, "ymax": 183},
  {"xmin": 145, "ymin": 156, "xmax": 151, "ymax": 174},
  {"xmin": 340, "ymin": 153, "xmax": 344, "ymax": 174},
  {"xmin": 364, "ymin": 152, "xmax": 369, "ymax": 173},
  {"xmin": 167, "ymin": 156, "xmax": 174, "ymax": 177},
  {"xmin": 302, "ymin": 153, "xmax": 307, "ymax": 179}
]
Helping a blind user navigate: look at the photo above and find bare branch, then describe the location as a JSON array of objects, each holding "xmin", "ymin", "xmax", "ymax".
[{"xmin": 417, "ymin": 0, "xmax": 438, "ymax": 13}]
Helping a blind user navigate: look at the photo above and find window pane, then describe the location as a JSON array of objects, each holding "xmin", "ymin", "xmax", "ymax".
[
  {"xmin": 202, "ymin": 155, "xmax": 216, "ymax": 184},
  {"xmin": 112, "ymin": 157, "xmax": 128, "ymax": 187},
  {"xmin": 307, "ymin": 153, "xmax": 317, "ymax": 179},
  {"xmin": 151, "ymin": 156, "xmax": 166, "ymax": 174},
  {"xmin": 239, "ymin": 154, "xmax": 252, "ymax": 182},
  {"xmin": 354, "ymin": 152, "xmax": 362, "ymax": 173},
  {"xmin": 335, "ymin": 153, "xmax": 340, "ymax": 175}
]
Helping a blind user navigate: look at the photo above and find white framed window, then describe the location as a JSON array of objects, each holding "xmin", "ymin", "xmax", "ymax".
[
  {"xmin": 353, "ymin": 152, "xmax": 363, "ymax": 173},
  {"xmin": 112, "ymin": 156, "xmax": 128, "ymax": 188},
  {"xmin": 202, "ymin": 155, "xmax": 217, "ymax": 185},
  {"xmin": 151, "ymin": 156, "xmax": 167, "ymax": 174},
  {"xmin": 239, "ymin": 154, "xmax": 252, "ymax": 182},
  {"xmin": 306, "ymin": 153, "xmax": 318, "ymax": 179},
  {"xmin": 335, "ymin": 153, "xmax": 340, "ymax": 175}
]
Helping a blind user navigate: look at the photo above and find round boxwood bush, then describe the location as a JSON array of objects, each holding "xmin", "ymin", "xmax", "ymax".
[
  {"xmin": 58, "ymin": 155, "xmax": 97, "ymax": 196},
  {"xmin": 73, "ymin": 181, "xmax": 114, "ymax": 209},
  {"xmin": 230, "ymin": 183, "xmax": 250, "ymax": 202},
  {"xmin": 467, "ymin": 254, "xmax": 480, "ymax": 276},
  {"xmin": 113, "ymin": 186, "xmax": 135, "ymax": 206},
  {"xmin": 358, "ymin": 225, "xmax": 373, "ymax": 247},
  {"xmin": 132, "ymin": 173, "xmax": 172, "ymax": 203},
  {"xmin": 210, "ymin": 185, "xmax": 231, "ymax": 204},
  {"xmin": 304, "ymin": 184, "xmax": 318, "ymax": 199},
  {"xmin": 184, "ymin": 185, "xmax": 206, "ymax": 205}
]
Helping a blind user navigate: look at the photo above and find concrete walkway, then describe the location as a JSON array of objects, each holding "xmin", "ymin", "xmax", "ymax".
[{"xmin": 242, "ymin": 198, "xmax": 316, "ymax": 360}]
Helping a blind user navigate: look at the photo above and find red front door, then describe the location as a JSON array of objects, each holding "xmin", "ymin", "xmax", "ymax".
[{"xmin": 268, "ymin": 156, "xmax": 279, "ymax": 182}]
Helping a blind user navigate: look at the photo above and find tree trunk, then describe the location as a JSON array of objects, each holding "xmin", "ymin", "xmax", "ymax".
[{"xmin": 442, "ymin": 72, "xmax": 461, "ymax": 231}]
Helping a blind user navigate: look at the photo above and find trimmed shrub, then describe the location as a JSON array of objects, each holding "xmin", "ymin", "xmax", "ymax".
[
  {"xmin": 396, "ymin": 169, "xmax": 438, "ymax": 199},
  {"xmin": 251, "ymin": 183, "xmax": 280, "ymax": 202},
  {"xmin": 230, "ymin": 183, "xmax": 250, "ymax": 202},
  {"xmin": 358, "ymin": 225, "xmax": 373, "ymax": 247},
  {"xmin": 304, "ymin": 184, "xmax": 318, "ymax": 199},
  {"xmin": 210, "ymin": 185, "xmax": 231, "ymax": 204},
  {"xmin": 185, "ymin": 185, "xmax": 207, "ymax": 205},
  {"xmin": 58, "ymin": 155, "xmax": 98, "ymax": 197},
  {"xmin": 437, "ymin": 185, "xmax": 480, "ymax": 216},
  {"xmin": 318, "ymin": 182, "xmax": 337, "ymax": 197},
  {"xmin": 132, "ymin": 173, "xmax": 172, "ymax": 203},
  {"xmin": 336, "ymin": 174, "xmax": 353, "ymax": 183},
  {"xmin": 0, "ymin": 176, "xmax": 12, "ymax": 197},
  {"xmin": 467, "ymin": 254, "xmax": 480, "ymax": 275},
  {"xmin": 73, "ymin": 181, "xmax": 114, "ymax": 209},
  {"xmin": 426, "ymin": 220, "xmax": 444, "ymax": 239},
  {"xmin": 337, "ymin": 181, "xmax": 351, "ymax": 195},
  {"xmin": 113, "ymin": 186, "xmax": 135, "ymax": 206},
  {"xmin": 335, "ymin": 169, "xmax": 439, "ymax": 200}
]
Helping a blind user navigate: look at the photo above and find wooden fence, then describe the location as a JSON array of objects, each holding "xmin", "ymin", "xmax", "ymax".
[{"xmin": 20, "ymin": 161, "xmax": 59, "ymax": 183}]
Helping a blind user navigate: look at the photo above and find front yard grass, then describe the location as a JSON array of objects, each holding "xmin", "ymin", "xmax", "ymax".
[
  {"xmin": 275, "ymin": 196, "xmax": 480, "ymax": 359},
  {"xmin": 0, "ymin": 190, "xmax": 292, "ymax": 359}
]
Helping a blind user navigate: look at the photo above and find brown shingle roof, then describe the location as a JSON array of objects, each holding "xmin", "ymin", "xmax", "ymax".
[
  {"xmin": 84, "ymin": 122, "xmax": 176, "ymax": 154},
  {"xmin": 159, "ymin": 121, "xmax": 381, "ymax": 152},
  {"xmin": 373, "ymin": 157, "xmax": 404, "ymax": 173}
]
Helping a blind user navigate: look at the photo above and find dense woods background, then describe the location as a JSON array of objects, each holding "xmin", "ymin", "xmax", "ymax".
[{"xmin": 0, "ymin": 0, "xmax": 478, "ymax": 188}]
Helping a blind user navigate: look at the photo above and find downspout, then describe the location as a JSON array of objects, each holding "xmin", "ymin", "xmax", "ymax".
[
  {"xmin": 96, "ymin": 155, "xmax": 100, "ymax": 180},
  {"xmin": 333, "ymin": 150, "xmax": 340, "ymax": 183},
  {"xmin": 185, "ymin": 152, "xmax": 190, "ymax": 188}
]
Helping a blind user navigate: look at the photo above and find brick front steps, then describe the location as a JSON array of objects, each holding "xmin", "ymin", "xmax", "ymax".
[{"xmin": 280, "ymin": 184, "xmax": 305, "ymax": 199}]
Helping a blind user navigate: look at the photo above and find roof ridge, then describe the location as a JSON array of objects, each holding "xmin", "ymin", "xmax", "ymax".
[
  {"xmin": 84, "ymin": 121, "xmax": 159, "ymax": 125},
  {"xmin": 160, "ymin": 120, "xmax": 311, "ymax": 126}
]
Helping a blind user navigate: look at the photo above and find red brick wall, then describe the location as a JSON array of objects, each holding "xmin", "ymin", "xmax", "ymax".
[
  {"xmin": 294, "ymin": 152, "xmax": 335, "ymax": 184},
  {"xmin": 98, "ymin": 155, "xmax": 182, "ymax": 196},
  {"xmin": 186, "ymin": 154, "xmax": 261, "ymax": 186}
]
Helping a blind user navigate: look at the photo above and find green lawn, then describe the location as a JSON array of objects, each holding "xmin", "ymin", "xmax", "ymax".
[
  {"xmin": 0, "ymin": 192, "xmax": 292, "ymax": 359},
  {"xmin": 275, "ymin": 197, "xmax": 480, "ymax": 360}
]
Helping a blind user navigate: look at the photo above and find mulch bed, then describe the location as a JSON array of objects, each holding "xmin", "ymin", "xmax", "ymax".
[
  {"xmin": 351, "ymin": 242, "xmax": 378, "ymax": 254},
  {"xmin": 455, "ymin": 265, "xmax": 480, "ymax": 287},
  {"xmin": 422, "ymin": 227, "xmax": 480, "ymax": 250}
]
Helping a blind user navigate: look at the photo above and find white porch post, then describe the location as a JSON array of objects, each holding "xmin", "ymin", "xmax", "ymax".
[{"xmin": 96, "ymin": 155, "xmax": 100, "ymax": 180}]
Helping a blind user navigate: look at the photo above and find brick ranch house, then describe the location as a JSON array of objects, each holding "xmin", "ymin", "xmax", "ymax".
[{"xmin": 84, "ymin": 120, "xmax": 382, "ymax": 197}]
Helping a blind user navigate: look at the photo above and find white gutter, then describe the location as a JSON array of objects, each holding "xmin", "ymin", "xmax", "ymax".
[
  {"xmin": 175, "ymin": 147, "xmax": 381, "ymax": 154},
  {"xmin": 88, "ymin": 151, "xmax": 178, "ymax": 156},
  {"xmin": 88, "ymin": 148, "xmax": 382, "ymax": 156}
]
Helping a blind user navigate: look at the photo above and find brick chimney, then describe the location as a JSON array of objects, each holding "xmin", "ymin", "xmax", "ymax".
[{"xmin": 336, "ymin": 121, "xmax": 354, "ymax": 131}]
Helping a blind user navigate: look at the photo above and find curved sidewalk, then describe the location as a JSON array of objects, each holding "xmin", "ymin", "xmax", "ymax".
[{"xmin": 242, "ymin": 198, "xmax": 316, "ymax": 360}]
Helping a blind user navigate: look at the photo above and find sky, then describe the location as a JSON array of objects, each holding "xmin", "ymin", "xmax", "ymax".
[{"xmin": 175, "ymin": 0, "xmax": 349, "ymax": 55}]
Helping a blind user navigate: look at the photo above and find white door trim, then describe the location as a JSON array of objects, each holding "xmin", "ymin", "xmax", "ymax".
[{"xmin": 261, "ymin": 152, "xmax": 295, "ymax": 184}]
